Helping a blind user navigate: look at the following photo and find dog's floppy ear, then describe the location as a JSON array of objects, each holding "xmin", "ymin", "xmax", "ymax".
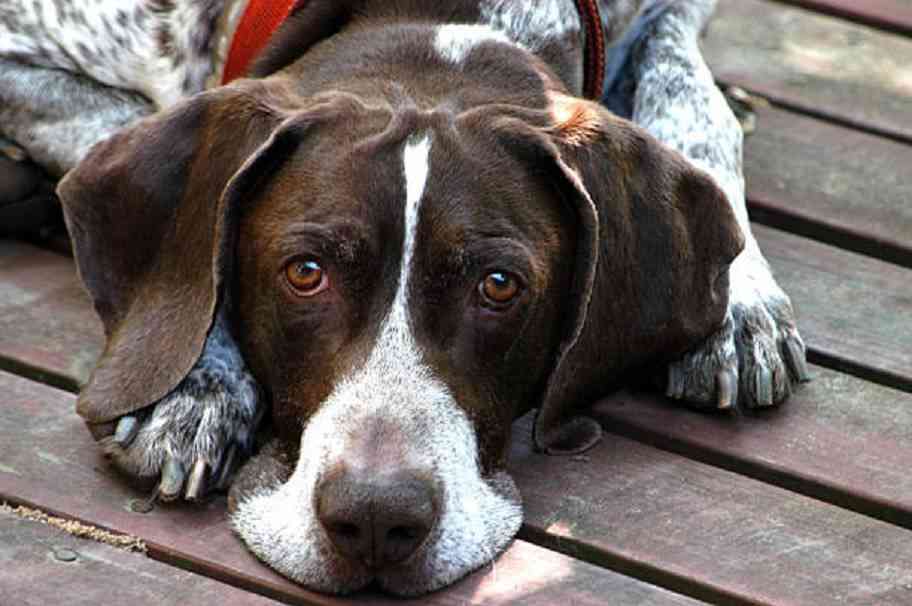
[
  {"xmin": 500, "ymin": 94, "xmax": 744, "ymax": 454},
  {"xmin": 57, "ymin": 79, "xmax": 314, "ymax": 428}
]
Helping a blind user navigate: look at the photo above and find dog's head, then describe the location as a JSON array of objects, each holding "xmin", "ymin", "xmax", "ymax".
[{"xmin": 58, "ymin": 37, "xmax": 741, "ymax": 596}]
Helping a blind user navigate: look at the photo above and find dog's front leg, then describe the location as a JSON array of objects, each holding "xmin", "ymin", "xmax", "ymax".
[
  {"xmin": 608, "ymin": 0, "xmax": 809, "ymax": 408},
  {"xmin": 101, "ymin": 308, "xmax": 265, "ymax": 501},
  {"xmin": 0, "ymin": 59, "xmax": 152, "ymax": 176}
]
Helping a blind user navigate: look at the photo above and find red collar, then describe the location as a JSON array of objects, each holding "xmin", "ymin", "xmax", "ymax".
[
  {"xmin": 224, "ymin": 0, "xmax": 605, "ymax": 99},
  {"xmin": 574, "ymin": 0, "xmax": 605, "ymax": 100},
  {"xmin": 222, "ymin": 0, "xmax": 299, "ymax": 84}
]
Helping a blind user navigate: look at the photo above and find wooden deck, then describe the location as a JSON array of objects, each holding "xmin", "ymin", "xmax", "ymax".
[{"xmin": 1, "ymin": 1, "xmax": 911, "ymax": 604}]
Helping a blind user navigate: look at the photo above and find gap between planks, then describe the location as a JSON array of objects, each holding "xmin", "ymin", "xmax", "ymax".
[
  {"xmin": 770, "ymin": 0, "xmax": 912, "ymax": 38},
  {"xmin": 592, "ymin": 386, "xmax": 912, "ymax": 532},
  {"xmin": 706, "ymin": 0, "xmax": 912, "ymax": 145},
  {"xmin": 805, "ymin": 349, "xmax": 912, "ymax": 398},
  {"xmin": 719, "ymin": 78, "xmax": 912, "ymax": 149},
  {"xmin": 0, "ymin": 354, "xmax": 79, "ymax": 394},
  {"xmin": 517, "ymin": 524, "xmax": 767, "ymax": 606},
  {"xmin": 0, "ymin": 492, "xmax": 338, "ymax": 606},
  {"xmin": 747, "ymin": 197, "xmax": 912, "ymax": 272}
]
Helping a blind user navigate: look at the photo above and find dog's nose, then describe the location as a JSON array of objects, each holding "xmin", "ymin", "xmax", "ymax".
[{"xmin": 316, "ymin": 466, "xmax": 438, "ymax": 569}]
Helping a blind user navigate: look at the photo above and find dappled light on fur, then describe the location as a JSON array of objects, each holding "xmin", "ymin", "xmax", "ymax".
[{"xmin": 548, "ymin": 92, "xmax": 603, "ymax": 146}]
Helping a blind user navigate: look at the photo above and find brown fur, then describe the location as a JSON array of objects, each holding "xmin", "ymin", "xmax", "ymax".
[{"xmin": 59, "ymin": 11, "xmax": 742, "ymax": 463}]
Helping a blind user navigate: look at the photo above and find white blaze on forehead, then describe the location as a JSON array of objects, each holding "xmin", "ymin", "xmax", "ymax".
[
  {"xmin": 434, "ymin": 24, "xmax": 514, "ymax": 64},
  {"xmin": 401, "ymin": 134, "xmax": 432, "ymax": 293}
]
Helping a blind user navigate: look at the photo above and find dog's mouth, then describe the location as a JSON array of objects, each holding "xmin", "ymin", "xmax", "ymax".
[{"xmin": 228, "ymin": 439, "xmax": 522, "ymax": 596}]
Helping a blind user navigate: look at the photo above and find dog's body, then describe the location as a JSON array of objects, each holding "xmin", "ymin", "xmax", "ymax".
[{"xmin": 1, "ymin": 0, "xmax": 807, "ymax": 596}]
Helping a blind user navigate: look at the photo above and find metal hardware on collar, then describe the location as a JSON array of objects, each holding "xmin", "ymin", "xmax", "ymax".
[
  {"xmin": 222, "ymin": 0, "xmax": 300, "ymax": 84},
  {"xmin": 574, "ymin": 0, "xmax": 606, "ymax": 100}
]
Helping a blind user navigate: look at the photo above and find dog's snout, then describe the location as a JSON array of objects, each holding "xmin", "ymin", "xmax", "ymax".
[{"xmin": 316, "ymin": 466, "xmax": 439, "ymax": 569}]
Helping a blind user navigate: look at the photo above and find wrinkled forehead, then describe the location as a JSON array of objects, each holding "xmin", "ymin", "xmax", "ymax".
[
  {"xmin": 420, "ymin": 121, "xmax": 569, "ymax": 244},
  {"xmin": 249, "ymin": 108, "xmax": 565, "ymax": 252}
]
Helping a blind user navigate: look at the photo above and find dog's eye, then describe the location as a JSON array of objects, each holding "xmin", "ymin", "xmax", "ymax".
[
  {"xmin": 284, "ymin": 258, "xmax": 328, "ymax": 296},
  {"xmin": 479, "ymin": 271, "xmax": 521, "ymax": 308}
]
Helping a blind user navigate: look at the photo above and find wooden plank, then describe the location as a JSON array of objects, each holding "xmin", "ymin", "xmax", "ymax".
[
  {"xmin": 0, "ymin": 370, "xmax": 703, "ymax": 606},
  {"xmin": 744, "ymin": 105, "xmax": 912, "ymax": 268},
  {"xmin": 510, "ymin": 415, "xmax": 912, "ymax": 605},
  {"xmin": 704, "ymin": 0, "xmax": 912, "ymax": 142},
  {"xmin": 0, "ymin": 240, "xmax": 101, "ymax": 390},
  {"xmin": 0, "ymin": 508, "xmax": 282, "ymax": 606},
  {"xmin": 590, "ymin": 365, "xmax": 912, "ymax": 528},
  {"xmin": 756, "ymin": 224, "xmax": 912, "ymax": 391},
  {"xmin": 10, "ymin": 364, "xmax": 912, "ymax": 604},
  {"xmin": 774, "ymin": 0, "xmax": 912, "ymax": 37}
]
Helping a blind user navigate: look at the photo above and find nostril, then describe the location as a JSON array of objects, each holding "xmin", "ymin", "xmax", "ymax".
[
  {"xmin": 381, "ymin": 522, "xmax": 431, "ymax": 565},
  {"xmin": 388, "ymin": 525, "xmax": 420, "ymax": 541},
  {"xmin": 331, "ymin": 522, "xmax": 361, "ymax": 540},
  {"xmin": 322, "ymin": 516, "xmax": 369, "ymax": 562}
]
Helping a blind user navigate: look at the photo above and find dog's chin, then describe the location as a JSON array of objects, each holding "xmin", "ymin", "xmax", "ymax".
[{"xmin": 228, "ymin": 444, "xmax": 523, "ymax": 596}]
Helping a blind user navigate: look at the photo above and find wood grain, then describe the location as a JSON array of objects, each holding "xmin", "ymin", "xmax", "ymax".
[
  {"xmin": 705, "ymin": 0, "xmax": 912, "ymax": 142},
  {"xmin": 0, "ymin": 370, "xmax": 701, "ymax": 606},
  {"xmin": 0, "ymin": 240, "xmax": 101, "ymax": 391},
  {"xmin": 590, "ymin": 365, "xmax": 912, "ymax": 527},
  {"xmin": 756, "ymin": 224, "xmax": 912, "ymax": 391},
  {"xmin": 744, "ymin": 105, "xmax": 912, "ymax": 268},
  {"xmin": 0, "ymin": 509, "xmax": 282, "ymax": 606},
  {"xmin": 510, "ymin": 415, "xmax": 912, "ymax": 605}
]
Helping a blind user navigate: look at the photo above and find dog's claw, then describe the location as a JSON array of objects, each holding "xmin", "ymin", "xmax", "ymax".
[
  {"xmin": 114, "ymin": 416, "xmax": 139, "ymax": 447},
  {"xmin": 783, "ymin": 335, "xmax": 810, "ymax": 383},
  {"xmin": 715, "ymin": 369, "xmax": 737, "ymax": 410},
  {"xmin": 159, "ymin": 458, "xmax": 186, "ymax": 501},
  {"xmin": 754, "ymin": 367, "xmax": 774, "ymax": 408},
  {"xmin": 666, "ymin": 364, "xmax": 685, "ymax": 400},
  {"xmin": 215, "ymin": 445, "xmax": 238, "ymax": 492},
  {"xmin": 185, "ymin": 459, "xmax": 208, "ymax": 501},
  {"xmin": 667, "ymin": 251, "xmax": 810, "ymax": 411},
  {"xmin": 97, "ymin": 327, "xmax": 262, "ymax": 501}
]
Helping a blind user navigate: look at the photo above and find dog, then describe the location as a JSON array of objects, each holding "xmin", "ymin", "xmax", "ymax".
[{"xmin": 0, "ymin": 0, "xmax": 808, "ymax": 596}]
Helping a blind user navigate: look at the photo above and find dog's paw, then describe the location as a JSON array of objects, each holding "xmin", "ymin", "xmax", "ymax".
[
  {"xmin": 667, "ymin": 254, "xmax": 810, "ymax": 409},
  {"xmin": 100, "ymin": 362, "xmax": 263, "ymax": 502}
]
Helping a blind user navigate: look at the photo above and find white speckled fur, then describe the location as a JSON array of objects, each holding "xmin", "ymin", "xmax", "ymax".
[
  {"xmin": 626, "ymin": 0, "xmax": 805, "ymax": 407},
  {"xmin": 434, "ymin": 1, "xmax": 582, "ymax": 71},
  {"xmin": 479, "ymin": 0, "xmax": 581, "ymax": 51},
  {"xmin": 0, "ymin": 0, "xmax": 237, "ymax": 108}
]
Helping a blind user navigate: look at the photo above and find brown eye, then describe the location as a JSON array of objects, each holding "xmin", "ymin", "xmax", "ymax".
[
  {"xmin": 479, "ymin": 271, "xmax": 521, "ymax": 307},
  {"xmin": 284, "ymin": 258, "xmax": 327, "ymax": 296}
]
